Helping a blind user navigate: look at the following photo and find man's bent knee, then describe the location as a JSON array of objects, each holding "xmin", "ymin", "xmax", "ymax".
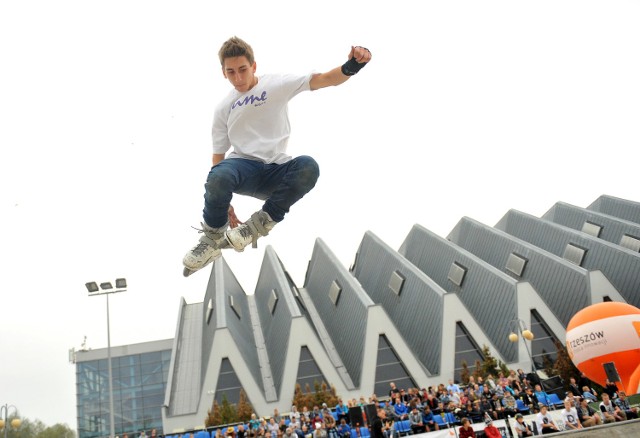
[{"xmin": 292, "ymin": 155, "xmax": 320, "ymax": 191}]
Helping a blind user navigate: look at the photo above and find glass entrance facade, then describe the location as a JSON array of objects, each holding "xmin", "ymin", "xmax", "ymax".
[{"xmin": 74, "ymin": 340, "xmax": 173, "ymax": 438}]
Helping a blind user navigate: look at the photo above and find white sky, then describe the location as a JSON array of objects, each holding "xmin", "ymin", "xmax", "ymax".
[{"xmin": 1, "ymin": 0, "xmax": 638, "ymax": 430}]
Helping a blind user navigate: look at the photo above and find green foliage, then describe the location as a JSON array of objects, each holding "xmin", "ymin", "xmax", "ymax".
[
  {"xmin": 205, "ymin": 391, "xmax": 254, "ymax": 427},
  {"xmin": 220, "ymin": 394, "xmax": 238, "ymax": 425},
  {"xmin": 1, "ymin": 413, "xmax": 75, "ymax": 438}
]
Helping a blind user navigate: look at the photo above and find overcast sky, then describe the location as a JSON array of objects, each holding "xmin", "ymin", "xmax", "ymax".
[{"xmin": 1, "ymin": 0, "xmax": 638, "ymax": 430}]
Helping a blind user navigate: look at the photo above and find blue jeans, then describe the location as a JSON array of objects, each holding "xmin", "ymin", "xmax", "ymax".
[{"xmin": 203, "ymin": 155, "xmax": 320, "ymax": 228}]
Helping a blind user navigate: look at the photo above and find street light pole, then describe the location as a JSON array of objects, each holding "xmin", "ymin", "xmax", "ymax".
[
  {"xmin": 0, "ymin": 404, "xmax": 21, "ymax": 438},
  {"xmin": 508, "ymin": 318, "xmax": 538, "ymax": 377},
  {"xmin": 85, "ymin": 278, "xmax": 127, "ymax": 438}
]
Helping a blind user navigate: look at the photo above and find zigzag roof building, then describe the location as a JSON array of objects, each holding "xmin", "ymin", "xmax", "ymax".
[{"xmin": 162, "ymin": 195, "xmax": 640, "ymax": 433}]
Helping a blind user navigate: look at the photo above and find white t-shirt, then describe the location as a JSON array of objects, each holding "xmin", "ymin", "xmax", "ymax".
[
  {"xmin": 561, "ymin": 407, "xmax": 579, "ymax": 428},
  {"xmin": 536, "ymin": 412, "xmax": 555, "ymax": 432},
  {"xmin": 212, "ymin": 73, "xmax": 313, "ymax": 164}
]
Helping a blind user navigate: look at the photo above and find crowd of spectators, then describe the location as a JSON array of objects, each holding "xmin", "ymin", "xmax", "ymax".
[{"xmin": 207, "ymin": 371, "xmax": 637, "ymax": 438}]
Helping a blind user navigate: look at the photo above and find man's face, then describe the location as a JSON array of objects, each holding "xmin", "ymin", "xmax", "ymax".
[{"xmin": 222, "ymin": 56, "xmax": 257, "ymax": 93}]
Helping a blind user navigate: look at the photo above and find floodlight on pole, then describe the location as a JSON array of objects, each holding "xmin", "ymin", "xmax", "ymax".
[{"xmin": 85, "ymin": 278, "xmax": 128, "ymax": 438}]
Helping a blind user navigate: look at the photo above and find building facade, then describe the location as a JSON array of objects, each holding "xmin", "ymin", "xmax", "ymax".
[
  {"xmin": 160, "ymin": 195, "xmax": 640, "ymax": 432},
  {"xmin": 73, "ymin": 339, "xmax": 173, "ymax": 438}
]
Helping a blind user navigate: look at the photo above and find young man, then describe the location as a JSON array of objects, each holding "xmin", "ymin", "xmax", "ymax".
[
  {"xmin": 183, "ymin": 36, "xmax": 372, "ymax": 275},
  {"xmin": 599, "ymin": 392, "xmax": 627, "ymax": 422},
  {"xmin": 577, "ymin": 397, "xmax": 602, "ymax": 428},
  {"xmin": 535, "ymin": 405, "xmax": 559, "ymax": 434},
  {"xmin": 512, "ymin": 413, "xmax": 533, "ymax": 437},
  {"xmin": 560, "ymin": 399, "xmax": 582, "ymax": 431},
  {"xmin": 615, "ymin": 391, "xmax": 639, "ymax": 419}
]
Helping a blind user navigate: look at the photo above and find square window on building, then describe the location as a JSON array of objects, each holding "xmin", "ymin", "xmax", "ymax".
[
  {"xmin": 448, "ymin": 262, "xmax": 467, "ymax": 287},
  {"xmin": 563, "ymin": 243, "xmax": 587, "ymax": 266},
  {"xmin": 581, "ymin": 221, "xmax": 603, "ymax": 237},
  {"xmin": 388, "ymin": 270, "xmax": 405, "ymax": 296},
  {"xmin": 620, "ymin": 234, "xmax": 640, "ymax": 252},
  {"xmin": 329, "ymin": 280, "xmax": 342, "ymax": 305},
  {"xmin": 206, "ymin": 299, "xmax": 214, "ymax": 324},
  {"xmin": 228, "ymin": 295, "xmax": 242, "ymax": 319},
  {"xmin": 268, "ymin": 289, "xmax": 279, "ymax": 314},
  {"xmin": 506, "ymin": 253, "xmax": 528, "ymax": 277}
]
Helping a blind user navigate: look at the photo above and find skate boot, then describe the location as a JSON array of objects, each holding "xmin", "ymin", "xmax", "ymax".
[
  {"xmin": 225, "ymin": 210, "xmax": 276, "ymax": 251},
  {"xmin": 182, "ymin": 222, "xmax": 230, "ymax": 277}
]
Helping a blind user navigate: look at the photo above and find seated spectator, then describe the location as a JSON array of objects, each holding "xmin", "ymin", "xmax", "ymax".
[
  {"xmin": 478, "ymin": 396, "xmax": 493, "ymax": 419},
  {"xmin": 335, "ymin": 420, "xmax": 350, "ymax": 438},
  {"xmin": 483, "ymin": 416, "xmax": 501, "ymax": 438},
  {"xmin": 534, "ymin": 384, "xmax": 552, "ymax": 408},
  {"xmin": 393, "ymin": 397, "xmax": 408, "ymax": 420},
  {"xmin": 600, "ymin": 393, "xmax": 627, "ymax": 422},
  {"xmin": 577, "ymin": 398, "xmax": 602, "ymax": 428},
  {"xmin": 512, "ymin": 414, "xmax": 533, "ymax": 437},
  {"xmin": 567, "ymin": 377, "xmax": 581, "ymax": 397},
  {"xmin": 447, "ymin": 379, "xmax": 461, "ymax": 394},
  {"xmin": 458, "ymin": 418, "xmax": 475, "ymax": 438},
  {"xmin": 560, "ymin": 400, "xmax": 582, "ymax": 431},
  {"xmin": 323, "ymin": 410, "xmax": 337, "ymax": 438},
  {"xmin": 382, "ymin": 400, "xmax": 397, "ymax": 421},
  {"xmin": 502, "ymin": 393, "xmax": 517, "ymax": 418},
  {"xmin": 381, "ymin": 415, "xmax": 394, "ymax": 438},
  {"xmin": 335, "ymin": 399, "xmax": 349, "ymax": 424},
  {"xmin": 535, "ymin": 405, "xmax": 559, "ymax": 434},
  {"xmin": 321, "ymin": 404, "xmax": 332, "ymax": 422},
  {"xmin": 519, "ymin": 388, "xmax": 538, "ymax": 412},
  {"xmin": 615, "ymin": 391, "xmax": 639, "ymax": 420},
  {"xmin": 581, "ymin": 386, "xmax": 598, "ymax": 403},
  {"xmin": 421, "ymin": 406, "xmax": 439, "ymax": 432},
  {"xmin": 408, "ymin": 407, "xmax": 425, "ymax": 434},
  {"xmin": 249, "ymin": 414, "xmax": 261, "ymax": 432},
  {"xmin": 290, "ymin": 406, "xmax": 302, "ymax": 430},
  {"xmin": 490, "ymin": 394, "xmax": 504, "ymax": 419},
  {"xmin": 481, "ymin": 384, "xmax": 493, "ymax": 400}
]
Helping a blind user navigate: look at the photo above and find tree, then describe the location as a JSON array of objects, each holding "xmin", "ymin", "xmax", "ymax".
[
  {"xmin": 459, "ymin": 360, "xmax": 470, "ymax": 384},
  {"xmin": 551, "ymin": 339, "xmax": 581, "ymax": 391},
  {"xmin": 236, "ymin": 389, "xmax": 254, "ymax": 423},
  {"xmin": 2, "ymin": 413, "xmax": 75, "ymax": 438},
  {"xmin": 479, "ymin": 345, "xmax": 500, "ymax": 377},
  {"xmin": 220, "ymin": 394, "xmax": 239, "ymax": 425},
  {"xmin": 205, "ymin": 399, "xmax": 223, "ymax": 428}
]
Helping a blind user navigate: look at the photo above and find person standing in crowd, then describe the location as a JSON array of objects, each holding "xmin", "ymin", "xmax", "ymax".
[{"xmin": 370, "ymin": 409, "xmax": 386, "ymax": 438}]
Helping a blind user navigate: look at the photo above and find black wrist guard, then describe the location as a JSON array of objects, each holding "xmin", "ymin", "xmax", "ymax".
[{"xmin": 341, "ymin": 57, "xmax": 368, "ymax": 76}]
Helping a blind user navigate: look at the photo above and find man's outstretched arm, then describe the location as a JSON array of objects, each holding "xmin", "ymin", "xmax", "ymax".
[{"xmin": 310, "ymin": 45, "xmax": 372, "ymax": 90}]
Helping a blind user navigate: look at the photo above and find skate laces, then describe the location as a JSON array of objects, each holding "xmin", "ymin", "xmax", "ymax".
[
  {"xmin": 236, "ymin": 223, "xmax": 255, "ymax": 240},
  {"xmin": 191, "ymin": 241, "xmax": 211, "ymax": 256}
]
